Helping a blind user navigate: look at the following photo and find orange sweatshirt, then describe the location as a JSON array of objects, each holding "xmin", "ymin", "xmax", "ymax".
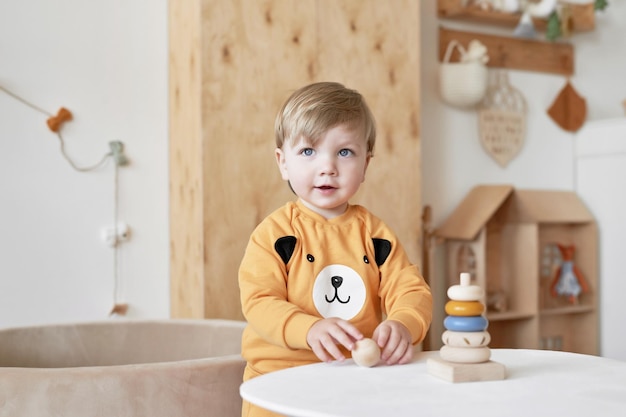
[{"xmin": 239, "ymin": 200, "xmax": 432, "ymax": 378}]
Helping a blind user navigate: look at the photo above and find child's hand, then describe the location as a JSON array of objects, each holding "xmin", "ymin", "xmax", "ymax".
[
  {"xmin": 307, "ymin": 318, "xmax": 363, "ymax": 363},
  {"xmin": 372, "ymin": 320, "xmax": 413, "ymax": 365}
]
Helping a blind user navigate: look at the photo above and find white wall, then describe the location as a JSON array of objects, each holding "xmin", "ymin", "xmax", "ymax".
[
  {"xmin": 576, "ymin": 119, "xmax": 626, "ymax": 361},
  {"xmin": 0, "ymin": 1, "xmax": 169, "ymax": 327}
]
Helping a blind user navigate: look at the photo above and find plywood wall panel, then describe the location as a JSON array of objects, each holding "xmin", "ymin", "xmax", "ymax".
[
  {"xmin": 317, "ymin": 0, "xmax": 422, "ymax": 262},
  {"xmin": 199, "ymin": 0, "xmax": 318, "ymax": 319},
  {"xmin": 170, "ymin": 0, "xmax": 422, "ymax": 320},
  {"xmin": 169, "ymin": 0, "xmax": 205, "ymax": 318}
]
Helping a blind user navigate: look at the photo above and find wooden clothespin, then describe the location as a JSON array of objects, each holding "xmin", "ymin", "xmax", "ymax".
[
  {"xmin": 109, "ymin": 303, "xmax": 129, "ymax": 316},
  {"xmin": 46, "ymin": 107, "xmax": 73, "ymax": 132}
]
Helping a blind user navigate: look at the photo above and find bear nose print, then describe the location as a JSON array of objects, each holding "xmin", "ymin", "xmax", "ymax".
[{"xmin": 331, "ymin": 276, "xmax": 343, "ymax": 289}]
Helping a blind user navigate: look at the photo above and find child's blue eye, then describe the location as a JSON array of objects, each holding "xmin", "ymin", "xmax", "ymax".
[
  {"xmin": 302, "ymin": 148, "xmax": 314, "ymax": 156},
  {"xmin": 339, "ymin": 149, "xmax": 353, "ymax": 157}
]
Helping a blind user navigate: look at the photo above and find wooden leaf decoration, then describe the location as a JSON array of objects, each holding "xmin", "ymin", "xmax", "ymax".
[
  {"xmin": 547, "ymin": 80, "xmax": 587, "ymax": 132},
  {"xmin": 479, "ymin": 109, "xmax": 526, "ymax": 167},
  {"xmin": 478, "ymin": 71, "xmax": 527, "ymax": 168}
]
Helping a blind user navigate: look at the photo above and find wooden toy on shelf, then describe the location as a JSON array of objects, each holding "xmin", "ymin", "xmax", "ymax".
[{"xmin": 427, "ymin": 272, "xmax": 506, "ymax": 382}]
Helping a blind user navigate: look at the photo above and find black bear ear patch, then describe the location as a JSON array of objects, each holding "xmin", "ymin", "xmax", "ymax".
[
  {"xmin": 372, "ymin": 238, "xmax": 392, "ymax": 266},
  {"xmin": 275, "ymin": 236, "xmax": 297, "ymax": 264}
]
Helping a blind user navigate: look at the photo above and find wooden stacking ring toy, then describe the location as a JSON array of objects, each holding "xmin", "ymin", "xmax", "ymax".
[{"xmin": 428, "ymin": 272, "xmax": 506, "ymax": 382}]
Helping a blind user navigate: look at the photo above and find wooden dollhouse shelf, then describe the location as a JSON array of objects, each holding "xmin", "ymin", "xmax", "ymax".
[
  {"xmin": 438, "ymin": 0, "xmax": 595, "ymax": 32},
  {"xmin": 439, "ymin": 26, "xmax": 574, "ymax": 75},
  {"xmin": 435, "ymin": 185, "xmax": 599, "ymax": 355}
]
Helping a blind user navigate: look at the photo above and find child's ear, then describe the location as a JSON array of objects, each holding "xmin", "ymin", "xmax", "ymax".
[
  {"xmin": 362, "ymin": 153, "xmax": 372, "ymax": 181},
  {"xmin": 275, "ymin": 147, "xmax": 289, "ymax": 180}
]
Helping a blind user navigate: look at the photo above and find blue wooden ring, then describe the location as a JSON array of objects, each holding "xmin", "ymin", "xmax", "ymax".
[{"xmin": 443, "ymin": 315, "xmax": 488, "ymax": 332}]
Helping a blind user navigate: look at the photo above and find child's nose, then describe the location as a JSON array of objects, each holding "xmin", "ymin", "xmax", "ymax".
[{"xmin": 319, "ymin": 154, "xmax": 338, "ymax": 175}]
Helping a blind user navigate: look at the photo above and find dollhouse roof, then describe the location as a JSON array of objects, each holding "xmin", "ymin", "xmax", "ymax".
[{"xmin": 436, "ymin": 184, "xmax": 595, "ymax": 241}]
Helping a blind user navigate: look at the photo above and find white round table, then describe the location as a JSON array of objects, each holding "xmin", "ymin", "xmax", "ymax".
[{"xmin": 240, "ymin": 349, "xmax": 626, "ymax": 417}]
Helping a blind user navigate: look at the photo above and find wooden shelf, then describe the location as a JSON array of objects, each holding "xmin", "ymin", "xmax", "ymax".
[
  {"xmin": 488, "ymin": 311, "xmax": 535, "ymax": 322},
  {"xmin": 438, "ymin": 0, "xmax": 595, "ymax": 32},
  {"xmin": 439, "ymin": 26, "xmax": 575, "ymax": 76},
  {"xmin": 540, "ymin": 305, "xmax": 595, "ymax": 316}
]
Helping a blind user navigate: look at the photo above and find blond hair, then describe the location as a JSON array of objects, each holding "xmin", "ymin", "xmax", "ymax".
[{"xmin": 275, "ymin": 82, "xmax": 376, "ymax": 154}]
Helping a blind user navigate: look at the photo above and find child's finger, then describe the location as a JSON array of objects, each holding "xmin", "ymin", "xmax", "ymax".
[
  {"xmin": 336, "ymin": 320, "xmax": 364, "ymax": 349},
  {"xmin": 320, "ymin": 336, "xmax": 346, "ymax": 361}
]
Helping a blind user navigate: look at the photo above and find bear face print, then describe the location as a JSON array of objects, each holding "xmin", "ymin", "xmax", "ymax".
[
  {"xmin": 274, "ymin": 236, "xmax": 391, "ymax": 320},
  {"xmin": 312, "ymin": 263, "xmax": 367, "ymax": 320}
]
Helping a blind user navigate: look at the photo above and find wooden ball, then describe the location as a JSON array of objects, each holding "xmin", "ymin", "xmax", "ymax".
[{"xmin": 352, "ymin": 338, "xmax": 381, "ymax": 367}]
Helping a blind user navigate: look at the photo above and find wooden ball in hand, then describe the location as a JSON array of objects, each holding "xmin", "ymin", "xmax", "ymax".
[{"xmin": 352, "ymin": 338, "xmax": 381, "ymax": 367}]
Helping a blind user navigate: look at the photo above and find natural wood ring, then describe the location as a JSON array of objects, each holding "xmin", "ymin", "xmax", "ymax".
[{"xmin": 440, "ymin": 345, "xmax": 491, "ymax": 364}]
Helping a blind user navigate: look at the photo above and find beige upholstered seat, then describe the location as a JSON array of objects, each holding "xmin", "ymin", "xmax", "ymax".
[{"xmin": 0, "ymin": 319, "xmax": 246, "ymax": 417}]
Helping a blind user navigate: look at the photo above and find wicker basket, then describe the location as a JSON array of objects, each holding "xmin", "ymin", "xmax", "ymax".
[{"xmin": 439, "ymin": 40, "xmax": 488, "ymax": 108}]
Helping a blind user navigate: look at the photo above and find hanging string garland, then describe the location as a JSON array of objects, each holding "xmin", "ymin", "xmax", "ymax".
[
  {"xmin": 0, "ymin": 84, "xmax": 129, "ymax": 316},
  {"xmin": 0, "ymin": 85, "xmax": 128, "ymax": 170}
]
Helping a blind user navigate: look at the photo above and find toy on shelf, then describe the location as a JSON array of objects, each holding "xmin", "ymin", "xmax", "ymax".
[
  {"xmin": 427, "ymin": 272, "xmax": 506, "ymax": 382},
  {"xmin": 550, "ymin": 243, "xmax": 589, "ymax": 304}
]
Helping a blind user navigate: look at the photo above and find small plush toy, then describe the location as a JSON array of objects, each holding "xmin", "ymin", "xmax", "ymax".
[
  {"xmin": 461, "ymin": 40, "xmax": 489, "ymax": 65},
  {"xmin": 550, "ymin": 244, "xmax": 589, "ymax": 304}
]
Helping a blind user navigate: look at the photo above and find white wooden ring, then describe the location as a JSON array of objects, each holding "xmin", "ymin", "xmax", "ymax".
[
  {"xmin": 442, "ymin": 330, "xmax": 491, "ymax": 348},
  {"xmin": 447, "ymin": 284, "xmax": 484, "ymax": 301},
  {"xmin": 439, "ymin": 345, "xmax": 491, "ymax": 364}
]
